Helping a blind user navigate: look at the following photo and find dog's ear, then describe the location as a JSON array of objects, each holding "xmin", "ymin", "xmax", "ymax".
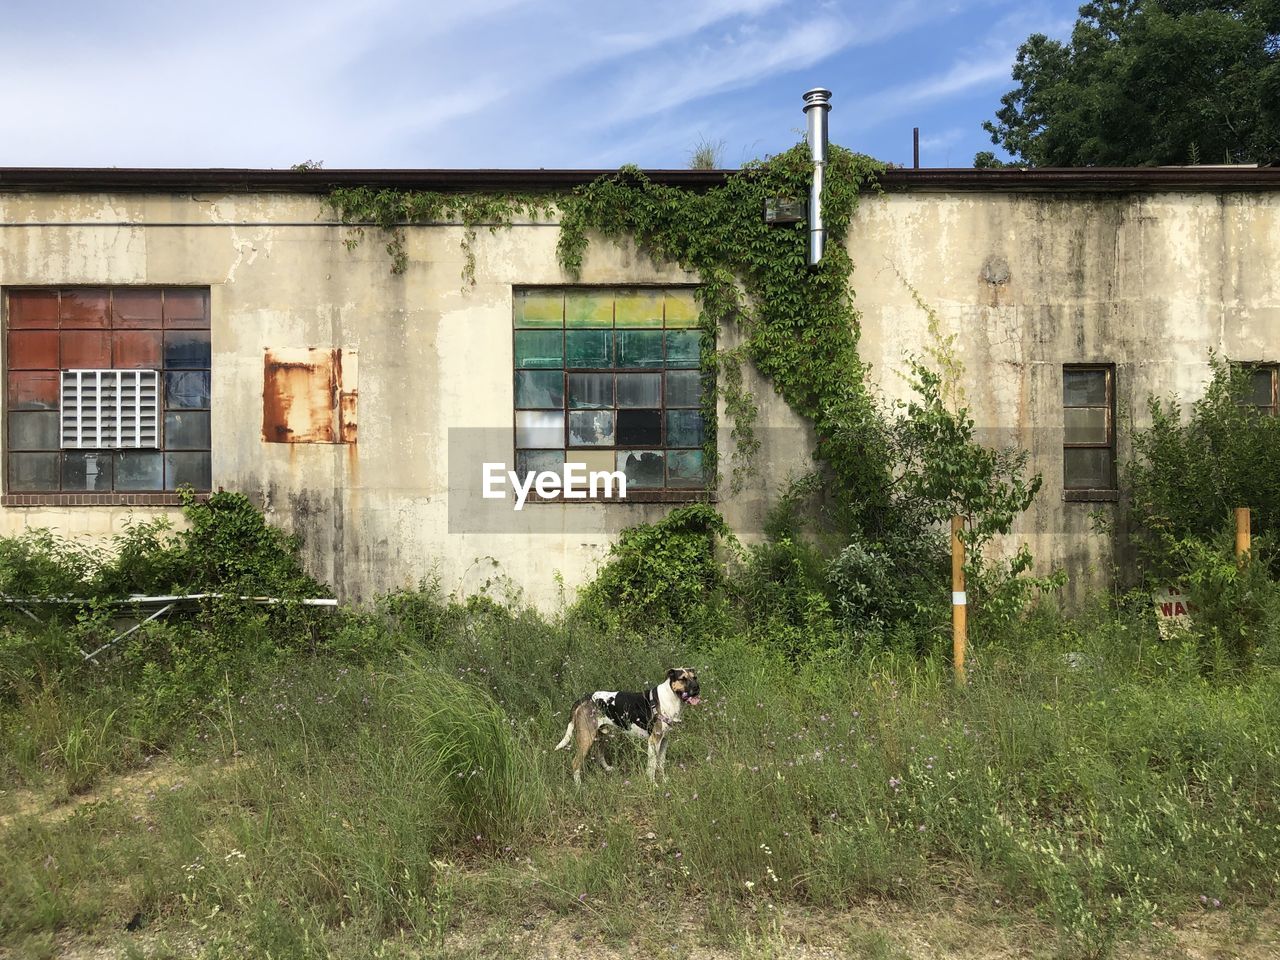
[{"xmin": 666, "ymin": 668, "xmax": 682, "ymax": 682}]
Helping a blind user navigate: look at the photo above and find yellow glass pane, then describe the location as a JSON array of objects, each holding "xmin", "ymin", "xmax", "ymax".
[
  {"xmin": 514, "ymin": 290, "xmax": 564, "ymax": 328},
  {"xmin": 615, "ymin": 291, "xmax": 663, "ymax": 327},
  {"xmin": 566, "ymin": 290, "xmax": 614, "ymax": 327},
  {"xmin": 664, "ymin": 290, "xmax": 699, "ymax": 328}
]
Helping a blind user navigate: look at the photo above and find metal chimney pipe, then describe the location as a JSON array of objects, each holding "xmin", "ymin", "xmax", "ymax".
[{"xmin": 803, "ymin": 87, "xmax": 831, "ymax": 267}]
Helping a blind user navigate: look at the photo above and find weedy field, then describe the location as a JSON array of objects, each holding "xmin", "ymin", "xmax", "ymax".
[{"xmin": 3, "ymin": 583, "xmax": 1280, "ymax": 960}]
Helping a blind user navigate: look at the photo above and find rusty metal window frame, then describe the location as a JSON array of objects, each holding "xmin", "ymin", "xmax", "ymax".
[
  {"xmin": 1232, "ymin": 361, "xmax": 1279, "ymax": 417},
  {"xmin": 512, "ymin": 286, "xmax": 710, "ymax": 503},
  {"xmin": 1062, "ymin": 364, "xmax": 1116, "ymax": 496},
  {"xmin": 3, "ymin": 286, "xmax": 212, "ymax": 497}
]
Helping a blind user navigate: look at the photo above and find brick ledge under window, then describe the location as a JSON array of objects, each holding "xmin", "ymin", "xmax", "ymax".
[
  {"xmin": 1063, "ymin": 489, "xmax": 1120, "ymax": 503},
  {"xmin": 2, "ymin": 492, "xmax": 210, "ymax": 507}
]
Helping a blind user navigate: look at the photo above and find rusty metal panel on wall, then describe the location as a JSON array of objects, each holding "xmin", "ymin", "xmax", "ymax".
[{"xmin": 262, "ymin": 347, "xmax": 358, "ymax": 444}]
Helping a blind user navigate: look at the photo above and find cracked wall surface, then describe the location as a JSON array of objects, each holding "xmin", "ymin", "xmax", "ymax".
[{"xmin": 1, "ymin": 188, "xmax": 1277, "ymax": 605}]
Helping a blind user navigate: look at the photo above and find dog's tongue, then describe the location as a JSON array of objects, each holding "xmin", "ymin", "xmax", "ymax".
[{"xmin": 686, "ymin": 696, "xmax": 702, "ymax": 706}]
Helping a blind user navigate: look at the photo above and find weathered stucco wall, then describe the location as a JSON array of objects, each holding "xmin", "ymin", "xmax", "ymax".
[
  {"xmin": 850, "ymin": 190, "xmax": 1280, "ymax": 600},
  {"xmin": 1, "ymin": 187, "xmax": 1277, "ymax": 605}
]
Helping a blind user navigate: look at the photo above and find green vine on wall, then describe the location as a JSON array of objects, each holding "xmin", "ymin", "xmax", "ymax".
[
  {"xmin": 326, "ymin": 146, "xmax": 887, "ymax": 522},
  {"xmin": 326, "ymin": 188, "xmax": 557, "ymax": 281},
  {"xmin": 555, "ymin": 147, "xmax": 888, "ymax": 526}
]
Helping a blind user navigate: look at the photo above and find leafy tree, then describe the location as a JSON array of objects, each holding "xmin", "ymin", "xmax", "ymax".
[{"xmin": 981, "ymin": 1, "xmax": 1280, "ymax": 166}]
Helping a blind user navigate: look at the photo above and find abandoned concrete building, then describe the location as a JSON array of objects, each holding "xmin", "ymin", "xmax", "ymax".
[{"xmin": 0, "ymin": 163, "xmax": 1277, "ymax": 606}]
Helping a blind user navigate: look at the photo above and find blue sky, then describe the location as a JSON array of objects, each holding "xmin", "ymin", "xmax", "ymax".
[{"xmin": 0, "ymin": 0, "xmax": 1081, "ymax": 170}]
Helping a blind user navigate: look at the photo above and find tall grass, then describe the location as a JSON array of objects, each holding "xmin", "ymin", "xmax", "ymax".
[{"xmin": 3, "ymin": 589, "xmax": 1280, "ymax": 958}]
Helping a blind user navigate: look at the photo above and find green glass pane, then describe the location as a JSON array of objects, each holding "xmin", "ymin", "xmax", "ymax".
[
  {"xmin": 617, "ymin": 330, "xmax": 663, "ymax": 368},
  {"xmin": 514, "ymin": 330, "xmax": 564, "ymax": 369},
  {"xmin": 666, "ymin": 410, "xmax": 705, "ymax": 447},
  {"xmin": 566, "ymin": 330, "xmax": 612, "ymax": 368},
  {"xmin": 617, "ymin": 450, "xmax": 664, "ymax": 489},
  {"xmin": 665, "ymin": 330, "xmax": 700, "ymax": 368},
  {"xmin": 615, "ymin": 291, "xmax": 663, "ymax": 327},
  {"xmin": 1063, "ymin": 369, "xmax": 1107, "ymax": 406},
  {"xmin": 515, "ymin": 370, "xmax": 565, "ymax": 409},
  {"xmin": 664, "ymin": 290, "xmax": 699, "ymax": 328},
  {"xmin": 565, "ymin": 290, "xmax": 614, "ymax": 328},
  {"xmin": 667, "ymin": 449, "xmax": 705, "ymax": 488},
  {"xmin": 514, "ymin": 290, "xmax": 564, "ymax": 328},
  {"xmin": 665, "ymin": 370, "xmax": 705, "ymax": 407}
]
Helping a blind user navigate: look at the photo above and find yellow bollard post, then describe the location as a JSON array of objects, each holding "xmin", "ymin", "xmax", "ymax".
[
  {"xmin": 952, "ymin": 515, "xmax": 966, "ymax": 686},
  {"xmin": 1235, "ymin": 507, "xmax": 1252, "ymax": 569}
]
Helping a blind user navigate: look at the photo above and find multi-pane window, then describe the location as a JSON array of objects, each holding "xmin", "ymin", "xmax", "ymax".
[
  {"xmin": 6, "ymin": 288, "xmax": 211, "ymax": 493},
  {"xmin": 1237, "ymin": 363, "xmax": 1278, "ymax": 416},
  {"xmin": 513, "ymin": 288, "xmax": 708, "ymax": 494},
  {"xmin": 1063, "ymin": 365, "xmax": 1115, "ymax": 491}
]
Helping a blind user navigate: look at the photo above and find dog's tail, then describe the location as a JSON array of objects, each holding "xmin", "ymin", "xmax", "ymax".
[{"xmin": 553, "ymin": 721, "xmax": 574, "ymax": 751}]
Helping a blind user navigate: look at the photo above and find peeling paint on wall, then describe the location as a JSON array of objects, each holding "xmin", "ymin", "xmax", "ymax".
[{"xmin": 262, "ymin": 347, "xmax": 358, "ymax": 443}]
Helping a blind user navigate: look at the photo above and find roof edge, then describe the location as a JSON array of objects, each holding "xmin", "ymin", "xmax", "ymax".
[{"xmin": 0, "ymin": 165, "xmax": 1278, "ymax": 195}]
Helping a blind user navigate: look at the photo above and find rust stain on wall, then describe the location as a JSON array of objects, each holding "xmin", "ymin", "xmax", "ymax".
[{"xmin": 263, "ymin": 347, "xmax": 358, "ymax": 444}]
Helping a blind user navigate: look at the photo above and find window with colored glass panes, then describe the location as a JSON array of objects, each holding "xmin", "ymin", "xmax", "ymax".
[
  {"xmin": 6, "ymin": 287, "xmax": 212, "ymax": 493},
  {"xmin": 513, "ymin": 288, "xmax": 708, "ymax": 493}
]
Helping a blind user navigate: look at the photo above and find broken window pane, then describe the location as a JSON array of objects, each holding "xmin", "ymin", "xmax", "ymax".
[
  {"xmin": 568, "ymin": 373, "xmax": 613, "ymax": 409},
  {"xmin": 615, "ymin": 373, "xmax": 661, "ymax": 408},
  {"xmin": 515, "ymin": 411, "xmax": 564, "ymax": 448},
  {"xmin": 115, "ymin": 451, "xmax": 164, "ymax": 490},
  {"xmin": 666, "ymin": 410, "xmax": 705, "ymax": 447},
  {"xmin": 566, "ymin": 330, "xmax": 612, "ymax": 368},
  {"xmin": 516, "ymin": 449, "xmax": 565, "ymax": 476},
  {"xmin": 617, "ymin": 330, "xmax": 664, "ymax": 368},
  {"xmin": 1063, "ymin": 369, "xmax": 1107, "ymax": 406},
  {"xmin": 164, "ymin": 411, "xmax": 211, "ymax": 450},
  {"xmin": 1064, "ymin": 407, "xmax": 1107, "ymax": 445},
  {"xmin": 63, "ymin": 452, "xmax": 113, "ymax": 491},
  {"xmin": 617, "ymin": 409, "xmax": 661, "ymax": 445},
  {"xmin": 9, "ymin": 452, "xmax": 60, "ymax": 490},
  {"xmin": 513, "ymin": 290, "xmax": 565, "ymax": 328},
  {"xmin": 667, "ymin": 449, "xmax": 705, "ymax": 487},
  {"xmin": 515, "ymin": 370, "xmax": 565, "ymax": 409},
  {"xmin": 617, "ymin": 449, "xmax": 664, "ymax": 488},
  {"xmin": 514, "ymin": 330, "xmax": 564, "ymax": 369},
  {"xmin": 569, "ymin": 410, "xmax": 615, "ymax": 446},
  {"xmin": 166, "ymin": 371, "xmax": 210, "ymax": 409},
  {"xmin": 1064, "ymin": 448, "xmax": 1113, "ymax": 489},
  {"xmin": 665, "ymin": 370, "xmax": 705, "ymax": 408},
  {"xmin": 165, "ymin": 452, "xmax": 211, "ymax": 490},
  {"xmin": 565, "ymin": 290, "xmax": 614, "ymax": 328}
]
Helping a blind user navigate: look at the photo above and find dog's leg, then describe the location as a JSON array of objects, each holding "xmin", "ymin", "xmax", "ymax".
[
  {"xmin": 646, "ymin": 731, "xmax": 661, "ymax": 783},
  {"xmin": 572, "ymin": 710, "xmax": 596, "ymax": 787},
  {"xmin": 656, "ymin": 734, "xmax": 670, "ymax": 782},
  {"xmin": 590, "ymin": 740, "xmax": 613, "ymax": 772}
]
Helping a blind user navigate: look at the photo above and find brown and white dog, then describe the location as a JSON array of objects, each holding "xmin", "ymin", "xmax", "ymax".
[{"xmin": 554, "ymin": 668, "xmax": 701, "ymax": 785}]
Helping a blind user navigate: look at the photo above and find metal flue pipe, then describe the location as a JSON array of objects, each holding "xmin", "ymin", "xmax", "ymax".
[{"xmin": 803, "ymin": 87, "xmax": 832, "ymax": 267}]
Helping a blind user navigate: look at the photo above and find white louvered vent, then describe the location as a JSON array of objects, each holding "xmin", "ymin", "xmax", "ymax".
[{"xmin": 61, "ymin": 370, "xmax": 160, "ymax": 449}]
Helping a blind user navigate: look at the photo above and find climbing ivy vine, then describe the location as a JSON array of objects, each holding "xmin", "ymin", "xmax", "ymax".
[
  {"xmin": 326, "ymin": 144, "xmax": 889, "ymax": 528},
  {"xmin": 326, "ymin": 188, "xmax": 557, "ymax": 281}
]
